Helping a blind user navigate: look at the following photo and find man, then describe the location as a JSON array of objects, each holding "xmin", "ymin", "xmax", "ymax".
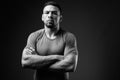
[{"xmin": 21, "ymin": 1, "xmax": 78, "ymax": 80}]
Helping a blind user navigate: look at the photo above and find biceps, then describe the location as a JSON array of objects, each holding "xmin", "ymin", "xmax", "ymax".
[
  {"xmin": 65, "ymin": 53, "xmax": 77, "ymax": 65},
  {"xmin": 64, "ymin": 47, "xmax": 78, "ymax": 63},
  {"xmin": 22, "ymin": 48, "xmax": 32, "ymax": 60},
  {"xmin": 64, "ymin": 53, "xmax": 78, "ymax": 71},
  {"xmin": 54, "ymin": 53, "xmax": 77, "ymax": 66}
]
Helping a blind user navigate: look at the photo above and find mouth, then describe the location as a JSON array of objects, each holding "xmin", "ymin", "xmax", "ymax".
[
  {"xmin": 47, "ymin": 20, "xmax": 54, "ymax": 23},
  {"xmin": 48, "ymin": 19, "xmax": 53, "ymax": 21}
]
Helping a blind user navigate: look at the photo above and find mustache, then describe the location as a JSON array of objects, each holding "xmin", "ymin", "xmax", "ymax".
[
  {"xmin": 47, "ymin": 19, "xmax": 54, "ymax": 21},
  {"xmin": 47, "ymin": 20, "xmax": 54, "ymax": 23}
]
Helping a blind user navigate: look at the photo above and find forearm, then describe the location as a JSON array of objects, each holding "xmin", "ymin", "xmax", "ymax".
[
  {"xmin": 49, "ymin": 60, "xmax": 74, "ymax": 72},
  {"xmin": 49, "ymin": 54, "xmax": 77, "ymax": 72},
  {"xmin": 22, "ymin": 54, "xmax": 63, "ymax": 69}
]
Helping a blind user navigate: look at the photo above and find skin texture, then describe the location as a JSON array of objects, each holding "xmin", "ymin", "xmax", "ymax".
[
  {"xmin": 21, "ymin": 4, "xmax": 78, "ymax": 80},
  {"xmin": 42, "ymin": 5, "xmax": 62, "ymax": 30}
]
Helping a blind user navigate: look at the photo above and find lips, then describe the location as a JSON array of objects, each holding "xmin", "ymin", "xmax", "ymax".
[
  {"xmin": 47, "ymin": 20, "xmax": 53, "ymax": 22},
  {"xmin": 47, "ymin": 20, "xmax": 54, "ymax": 23}
]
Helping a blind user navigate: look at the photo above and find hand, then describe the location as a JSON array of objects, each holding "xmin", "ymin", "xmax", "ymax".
[
  {"xmin": 24, "ymin": 47, "xmax": 36, "ymax": 55},
  {"xmin": 29, "ymin": 47, "xmax": 35, "ymax": 51},
  {"xmin": 24, "ymin": 48, "xmax": 32, "ymax": 55}
]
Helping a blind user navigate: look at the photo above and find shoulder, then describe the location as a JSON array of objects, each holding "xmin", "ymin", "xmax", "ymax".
[
  {"xmin": 62, "ymin": 30, "xmax": 77, "ymax": 46},
  {"xmin": 64, "ymin": 31, "xmax": 76, "ymax": 41},
  {"xmin": 29, "ymin": 29, "xmax": 44, "ymax": 37},
  {"xmin": 63, "ymin": 31, "xmax": 77, "ymax": 48},
  {"xmin": 28, "ymin": 28, "xmax": 44, "ymax": 40}
]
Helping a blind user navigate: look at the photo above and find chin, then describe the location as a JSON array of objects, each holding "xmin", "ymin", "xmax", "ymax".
[
  {"xmin": 46, "ymin": 25, "xmax": 54, "ymax": 28},
  {"xmin": 46, "ymin": 23, "xmax": 54, "ymax": 28}
]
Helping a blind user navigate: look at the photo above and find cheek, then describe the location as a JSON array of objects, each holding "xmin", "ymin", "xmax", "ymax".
[
  {"xmin": 43, "ymin": 18, "xmax": 47, "ymax": 23},
  {"xmin": 42, "ymin": 15, "xmax": 47, "ymax": 21},
  {"xmin": 56, "ymin": 17, "xmax": 60, "ymax": 22}
]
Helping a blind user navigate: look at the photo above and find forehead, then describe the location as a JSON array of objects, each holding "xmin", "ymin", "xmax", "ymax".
[{"xmin": 43, "ymin": 5, "xmax": 60, "ymax": 12}]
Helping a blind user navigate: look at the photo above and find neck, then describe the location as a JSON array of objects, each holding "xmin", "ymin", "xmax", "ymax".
[{"xmin": 44, "ymin": 25, "xmax": 60, "ymax": 39}]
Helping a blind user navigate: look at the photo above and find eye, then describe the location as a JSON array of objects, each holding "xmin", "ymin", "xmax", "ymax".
[
  {"xmin": 52, "ymin": 11, "xmax": 58, "ymax": 15},
  {"xmin": 44, "ymin": 11, "xmax": 49, "ymax": 14}
]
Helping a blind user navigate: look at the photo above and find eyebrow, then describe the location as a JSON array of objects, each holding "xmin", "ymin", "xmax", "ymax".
[
  {"xmin": 43, "ymin": 10, "xmax": 60, "ymax": 15},
  {"xmin": 44, "ymin": 10, "xmax": 58, "ymax": 12}
]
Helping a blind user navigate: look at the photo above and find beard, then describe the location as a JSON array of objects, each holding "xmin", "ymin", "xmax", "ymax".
[{"xmin": 45, "ymin": 20, "xmax": 56, "ymax": 29}]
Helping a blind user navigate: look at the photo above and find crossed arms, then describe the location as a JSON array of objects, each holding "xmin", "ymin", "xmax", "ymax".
[{"xmin": 21, "ymin": 32, "xmax": 78, "ymax": 72}]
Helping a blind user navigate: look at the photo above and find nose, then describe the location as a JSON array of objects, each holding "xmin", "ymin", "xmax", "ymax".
[{"xmin": 48, "ymin": 12, "xmax": 53, "ymax": 18}]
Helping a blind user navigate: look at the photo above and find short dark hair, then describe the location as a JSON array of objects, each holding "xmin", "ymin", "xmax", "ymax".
[{"xmin": 43, "ymin": 1, "xmax": 62, "ymax": 14}]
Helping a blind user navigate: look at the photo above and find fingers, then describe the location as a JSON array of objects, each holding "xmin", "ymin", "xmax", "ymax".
[
  {"xmin": 22, "ymin": 48, "xmax": 33, "ymax": 58},
  {"xmin": 29, "ymin": 47, "xmax": 35, "ymax": 51},
  {"xmin": 26, "ymin": 48, "xmax": 32, "ymax": 53},
  {"xmin": 23, "ymin": 48, "xmax": 32, "ymax": 55}
]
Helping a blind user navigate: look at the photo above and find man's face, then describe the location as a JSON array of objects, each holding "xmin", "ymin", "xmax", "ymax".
[{"xmin": 42, "ymin": 5, "xmax": 62, "ymax": 28}]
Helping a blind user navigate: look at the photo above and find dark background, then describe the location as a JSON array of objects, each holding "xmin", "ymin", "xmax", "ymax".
[{"xmin": 1, "ymin": 0, "xmax": 119, "ymax": 80}]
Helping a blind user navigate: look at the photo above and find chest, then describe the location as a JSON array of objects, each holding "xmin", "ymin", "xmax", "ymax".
[{"xmin": 36, "ymin": 34, "xmax": 65, "ymax": 55}]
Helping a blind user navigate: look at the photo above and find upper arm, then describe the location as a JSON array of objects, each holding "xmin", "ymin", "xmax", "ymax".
[
  {"xmin": 64, "ymin": 32, "xmax": 78, "ymax": 70},
  {"xmin": 25, "ymin": 32, "xmax": 37, "ymax": 50},
  {"xmin": 21, "ymin": 32, "xmax": 37, "ymax": 65},
  {"xmin": 22, "ymin": 29, "xmax": 44, "ymax": 61},
  {"xmin": 64, "ymin": 32, "xmax": 78, "ymax": 56}
]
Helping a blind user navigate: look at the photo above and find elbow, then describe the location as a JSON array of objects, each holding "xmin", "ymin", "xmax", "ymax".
[
  {"xmin": 21, "ymin": 59, "xmax": 36, "ymax": 70},
  {"xmin": 21, "ymin": 55, "xmax": 32, "ymax": 68},
  {"xmin": 66, "ymin": 65, "xmax": 76, "ymax": 72},
  {"xmin": 21, "ymin": 60, "xmax": 27, "ymax": 68},
  {"xmin": 21, "ymin": 62, "xmax": 27, "ymax": 68},
  {"xmin": 71, "ymin": 67, "xmax": 76, "ymax": 72},
  {"xmin": 21, "ymin": 59, "xmax": 30, "ymax": 68}
]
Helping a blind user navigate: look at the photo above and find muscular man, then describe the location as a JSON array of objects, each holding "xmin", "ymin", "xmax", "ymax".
[{"xmin": 21, "ymin": 1, "xmax": 78, "ymax": 80}]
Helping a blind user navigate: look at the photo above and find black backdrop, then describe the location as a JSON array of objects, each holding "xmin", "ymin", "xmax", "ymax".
[{"xmin": 1, "ymin": 0, "xmax": 120, "ymax": 80}]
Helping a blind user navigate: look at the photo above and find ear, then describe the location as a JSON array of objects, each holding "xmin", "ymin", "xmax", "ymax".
[
  {"xmin": 41, "ymin": 14, "xmax": 44, "ymax": 21},
  {"xmin": 60, "ymin": 15, "xmax": 63, "ymax": 22}
]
